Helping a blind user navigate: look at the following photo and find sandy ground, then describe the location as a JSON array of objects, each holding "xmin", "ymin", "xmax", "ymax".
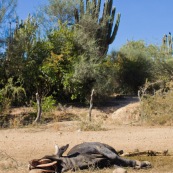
[
  {"xmin": 0, "ymin": 97, "xmax": 173, "ymax": 173},
  {"xmin": 0, "ymin": 124, "xmax": 173, "ymax": 172}
]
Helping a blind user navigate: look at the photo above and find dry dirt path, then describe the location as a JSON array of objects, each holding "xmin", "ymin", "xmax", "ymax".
[{"xmin": 0, "ymin": 125, "xmax": 173, "ymax": 162}]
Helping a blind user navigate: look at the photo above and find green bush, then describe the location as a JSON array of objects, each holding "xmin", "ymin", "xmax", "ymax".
[
  {"xmin": 110, "ymin": 41, "xmax": 156, "ymax": 94},
  {"xmin": 32, "ymin": 95, "xmax": 56, "ymax": 113},
  {"xmin": 0, "ymin": 78, "xmax": 26, "ymax": 107},
  {"xmin": 114, "ymin": 51, "xmax": 152, "ymax": 94},
  {"xmin": 42, "ymin": 95, "xmax": 56, "ymax": 112}
]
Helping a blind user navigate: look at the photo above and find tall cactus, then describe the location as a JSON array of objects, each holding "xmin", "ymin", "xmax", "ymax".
[{"xmin": 74, "ymin": 0, "xmax": 121, "ymax": 56}]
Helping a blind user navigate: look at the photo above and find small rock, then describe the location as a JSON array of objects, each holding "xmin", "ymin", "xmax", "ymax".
[
  {"xmin": 113, "ymin": 167, "xmax": 127, "ymax": 173},
  {"xmin": 77, "ymin": 129, "xmax": 81, "ymax": 133}
]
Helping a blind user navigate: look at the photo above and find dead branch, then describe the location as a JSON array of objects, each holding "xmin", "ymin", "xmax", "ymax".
[{"xmin": 121, "ymin": 149, "xmax": 169, "ymax": 157}]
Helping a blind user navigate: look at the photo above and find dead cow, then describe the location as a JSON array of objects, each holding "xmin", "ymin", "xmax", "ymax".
[{"xmin": 28, "ymin": 142, "xmax": 151, "ymax": 173}]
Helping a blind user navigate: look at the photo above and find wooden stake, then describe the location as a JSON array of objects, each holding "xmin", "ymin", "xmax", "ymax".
[
  {"xmin": 88, "ymin": 89, "xmax": 94, "ymax": 121},
  {"xmin": 34, "ymin": 93, "xmax": 42, "ymax": 123}
]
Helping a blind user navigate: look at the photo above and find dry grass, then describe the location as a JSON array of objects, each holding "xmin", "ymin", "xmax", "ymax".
[
  {"xmin": 139, "ymin": 81, "xmax": 173, "ymax": 125},
  {"xmin": 128, "ymin": 156, "xmax": 173, "ymax": 173},
  {"xmin": 79, "ymin": 118, "xmax": 106, "ymax": 131}
]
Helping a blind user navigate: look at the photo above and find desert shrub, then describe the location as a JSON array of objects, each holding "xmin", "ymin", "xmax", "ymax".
[
  {"xmin": 112, "ymin": 41, "xmax": 153, "ymax": 94},
  {"xmin": 116, "ymin": 53, "xmax": 152, "ymax": 94},
  {"xmin": 42, "ymin": 95, "xmax": 56, "ymax": 112},
  {"xmin": 0, "ymin": 78, "xmax": 26, "ymax": 108},
  {"xmin": 0, "ymin": 91, "xmax": 3, "ymax": 112},
  {"xmin": 31, "ymin": 95, "xmax": 57, "ymax": 123},
  {"xmin": 139, "ymin": 80, "xmax": 173, "ymax": 125},
  {"xmin": 32, "ymin": 95, "xmax": 56, "ymax": 113}
]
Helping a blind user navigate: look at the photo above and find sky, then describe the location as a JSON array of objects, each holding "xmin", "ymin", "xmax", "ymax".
[{"xmin": 17, "ymin": 0, "xmax": 173, "ymax": 52}]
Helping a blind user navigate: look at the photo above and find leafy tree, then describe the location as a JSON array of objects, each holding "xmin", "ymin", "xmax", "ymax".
[
  {"xmin": 36, "ymin": 0, "xmax": 80, "ymax": 31},
  {"xmin": 112, "ymin": 41, "xmax": 153, "ymax": 94},
  {"xmin": 41, "ymin": 22, "xmax": 116, "ymax": 101},
  {"xmin": 4, "ymin": 15, "xmax": 53, "ymax": 103},
  {"xmin": 41, "ymin": 22, "xmax": 78, "ymax": 100},
  {"xmin": 0, "ymin": 0, "xmax": 17, "ymax": 78},
  {"xmin": 22, "ymin": 40, "xmax": 52, "ymax": 101},
  {"xmin": 5, "ymin": 15, "xmax": 38, "ymax": 78},
  {"xmin": 138, "ymin": 42, "xmax": 173, "ymax": 82}
]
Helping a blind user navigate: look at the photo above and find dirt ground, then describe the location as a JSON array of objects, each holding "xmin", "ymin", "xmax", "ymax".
[{"xmin": 0, "ymin": 97, "xmax": 173, "ymax": 173}]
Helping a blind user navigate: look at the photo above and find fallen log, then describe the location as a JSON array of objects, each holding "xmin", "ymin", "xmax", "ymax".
[{"xmin": 120, "ymin": 149, "xmax": 169, "ymax": 157}]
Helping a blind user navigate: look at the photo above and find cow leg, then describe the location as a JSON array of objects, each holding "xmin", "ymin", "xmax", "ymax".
[
  {"xmin": 113, "ymin": 156, "xmax": 136, "ymax": 167},
  {"xmin": 134, "ymin": 160, "xmax": 151, "ymax": 169},
  {"xmin": 113, "ymin": 156, "xmax": 151, "ymax": 169}
]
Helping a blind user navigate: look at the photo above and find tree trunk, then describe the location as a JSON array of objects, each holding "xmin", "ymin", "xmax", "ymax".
[{"xmin": 34, "ymin": 92, "xmax": 42, "ymax": 123}]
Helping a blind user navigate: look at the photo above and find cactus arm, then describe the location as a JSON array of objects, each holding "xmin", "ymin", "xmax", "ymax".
[
  {"xmin": 93, "ymin": 0, "xmax": 97, "ymax": 7},
  {"xmin": 86, "ymin": 0, "xmax": 89, "ymax": 13},
  {"xmin": 80, "ymin": 0, "xmax": 84, "ymax": 17},
  {"xmin": 102, "ymin": 0, "xmax": 108, "ymax": 21},
  {"xmin": 108, "ymin": 0, "xmax": 113, "ymax": 16},
  {"xmin": 107, "ymin": 6, "xmax": 116, "ymax": 40},
  {"xmin": 74, "ymin": 8, "xmax": 79, "ymax": 23},
  {"xmin": 108, "ymin": 13, "xmax": 121, "ymax": 44},
  {"xmin": 96, "ymin": 0, "xmax": 101, "ymax": 20},
  {"xmin": 91, "ymin": 0, "xmax": 97, "ymax": 18}
]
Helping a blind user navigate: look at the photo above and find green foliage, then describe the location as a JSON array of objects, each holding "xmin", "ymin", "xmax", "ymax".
[
  {"xmin": 42, "ymin": 95, "xmax": 56, "ymax": 113},
  {"xmin": 71, "ymin": 55, "xmax": 117, "ymax": 101},
  {"xmin": 32, "ymin": 95, "xmax": 56, "ymax": 113},
  {"xmin": 36, "ymin": 0, "xmax": 80, "ymax": 31},
  {"xmin": 0, "ymin": 78, "xmax": 26, "ymax": 108},
  {"xmin": 93, "ymin": 59, "xmax": 117, "ymax": 95},
  {"xmin": 34, "ymin": 1, "xmax": 121, "ymax": 102},
  {"xmin": 0, "ymin": 90, "xmax": 3, "ymax": 112},
  {"xmin": 2, "ymin": 16, "xmax": 50, "ymax": 104},
  {"xmin": 22, "ymin": 40, "xmax": 52, "ymax": 100},
  {"xmin": 154, "ymin": 56, "xmax": 173, "ymax": 81},
  {"xmin": 5, "ymin": 15, "xmax": 38, "ymax": 78},
  {"xmin": 113, "ymin": 41, "xmax": 153, "ymax": 94},
  {"xmin": 42, "ymin": 22, "xmax": 78, "ymax": 99}
]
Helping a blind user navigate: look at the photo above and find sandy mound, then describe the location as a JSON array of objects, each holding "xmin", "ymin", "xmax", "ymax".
[{"xmin": 111, "ymin": 102, "xmax": 140, "ymax": 124}]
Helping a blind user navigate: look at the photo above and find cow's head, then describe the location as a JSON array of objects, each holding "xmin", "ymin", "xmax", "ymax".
[
  {"xmin": 28, "ymin": 144, "xmax": 69, "ymax": 173},
  {"xmin": 28, "ymin": 158, "xmax": 57, "ymax": 172}
]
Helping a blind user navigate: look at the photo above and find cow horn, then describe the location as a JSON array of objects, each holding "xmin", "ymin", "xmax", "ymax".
[
  {"xmin": 55, "ymin": 144, "xmax": 59, "ymax": 155},
  {"xmin": 36, "ymin": 161, "xmax": 57, "ymax": 168}
]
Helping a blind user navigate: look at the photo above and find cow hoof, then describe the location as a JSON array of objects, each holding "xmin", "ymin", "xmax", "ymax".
[
  {"xmin": 113, "ymin": 167, "xmax": 127, "ymax": 173},
  {"xmin": 135, "ymin": 160, "xmax": 152, "ymax": 169}
]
